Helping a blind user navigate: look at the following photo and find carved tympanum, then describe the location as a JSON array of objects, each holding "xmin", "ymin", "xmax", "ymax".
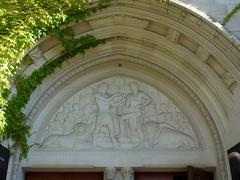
[{"xmin": 40, "ymin": 77, "xmax": 199, "ymax": 149}]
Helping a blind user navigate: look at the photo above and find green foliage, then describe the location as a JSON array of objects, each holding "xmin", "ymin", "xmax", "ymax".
[
  {"xmin": 0, "ymin": 0, "xmax": 110, "ymax": 91},
  {"xmin": 223, "ymin": 3, "xmax": 240, "ymax": 26},
  {"xmin": 0, "ymin": 0, "xmax": 110, "ymax": 157},
  {"xmin": 0, "ymin": 0, "xmax": 169, "ymax": 157},
  {"xmin": 4, "ymin": 33, "xmax": 107, "ymax": 157}
]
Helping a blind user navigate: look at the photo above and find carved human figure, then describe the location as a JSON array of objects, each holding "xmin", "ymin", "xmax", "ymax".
[
  {"xmin": 92, "ymin": 83, "xmax": 119, "ymax": 147},
  {"xmin": 118, "ymin": 82, "xmax": 152, "ymax": 146},
  {"xmin": 40, "ymin": 77, "xmax": 199, "ymax": 150},
  {"xmin": 64, "ymin": 103, "xmax": 81, "ymax": 129},
  {"xmin": 105, "ymin": 167, "xmax": 117, "ymax": 180},
  {"xmin": 121, "ymin": 167, "xmax": 134, "ymax": 180},
  {"xmin": 127, "ymin": 82, "xmax": 152, "ymax": 112}
]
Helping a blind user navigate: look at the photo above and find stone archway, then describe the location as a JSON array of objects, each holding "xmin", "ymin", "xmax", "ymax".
[
  {"xmin": 11, "ymin": 58, "xmax": 220, "ymax": 180},
  {"xmin": 7, "ymin": 1, "xmax": 240, "ymax": 180}
]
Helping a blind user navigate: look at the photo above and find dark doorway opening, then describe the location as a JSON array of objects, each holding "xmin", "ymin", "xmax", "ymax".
[
  {"xmin": 25, "ymin": 172, "xmax": 103, "ymax": 180},
  {"xmin": 0, "ymin": 144, "xmax": 10, "ymax": 180},
  {"xmin": 134, "ymin": 167, "xmax": 214, "ymax": 180},
  {"xmin": 134, "ymin": 172, "xmax": 187, "ymax": 180}
]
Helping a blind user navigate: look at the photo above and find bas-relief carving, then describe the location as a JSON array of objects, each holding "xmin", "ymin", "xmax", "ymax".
[{"xmin": 40, "ymin": 77, "xmax": 199, "ymax": 150}]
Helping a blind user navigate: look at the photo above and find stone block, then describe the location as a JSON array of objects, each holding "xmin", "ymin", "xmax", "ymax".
[
  {"xmin": 39, "ymin": 37, "xmax": 59, "ymax": 53},
  {"xmin": 178, "ymin": 34, "xmax": 199, "ymax": 53},
  {"xmin": 207, "ymin": 55, "xmax": 226, "ymax": 77}
]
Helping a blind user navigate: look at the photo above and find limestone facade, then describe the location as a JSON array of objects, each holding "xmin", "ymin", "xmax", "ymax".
[{"xmin": 4, "ymin": 1, "xmax": 240, "ymax": 180}]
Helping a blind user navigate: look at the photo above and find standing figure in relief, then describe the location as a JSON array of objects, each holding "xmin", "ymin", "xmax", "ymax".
[
  {"xmin": 118, "ymin": 82, "xmax": 152, "ymax": 147},
  {"xmin": 92, "ymin": 82, "xmax": 120, "ymax": 147}
]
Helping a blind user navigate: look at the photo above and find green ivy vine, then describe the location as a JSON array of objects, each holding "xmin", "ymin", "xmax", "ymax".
[
  {"xmin": 0, "ymin": 0, "xmax": 171, "ymax": 157},
  {"xmin": 0, "ymin": 0, "xmax": 110, "ymax": 157},
  {"xmin": 223, "ymin": 3, "xmax": 240, "ymax": 26},
  {"xmin": 6, "ymin": 34, "xmax": 107, "ymax": 157}
]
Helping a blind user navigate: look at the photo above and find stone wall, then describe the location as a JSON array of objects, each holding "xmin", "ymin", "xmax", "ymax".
[
  {"xmin": 7, "ymin": 1, "xmax": 240, "ymax": 179},
  {"xmin": 179, "ymin": 0, "xmax": 240, "ymax": 150}
]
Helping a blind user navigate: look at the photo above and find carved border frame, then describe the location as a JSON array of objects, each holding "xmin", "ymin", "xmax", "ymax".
[{"xmin": 8, "ymin": 53, "xmax": 229, "ymax": 180}]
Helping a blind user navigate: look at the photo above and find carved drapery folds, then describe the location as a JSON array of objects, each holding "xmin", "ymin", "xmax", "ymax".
[{"xmin": 39, "ymin": 76, "xmax": 199, "ymax": 150}]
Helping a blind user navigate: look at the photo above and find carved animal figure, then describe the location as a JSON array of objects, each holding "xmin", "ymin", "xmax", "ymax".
[
  {"xmin": 156, "ymin": 127, "xmax": 197, "ymax": 148},
  {"xmin": 142, "ymin": 121, "xmax": 197, "ymax": 148},
  {"xmin": 41, "ymin": 122, "xmax": 91, "ymax": 148}
]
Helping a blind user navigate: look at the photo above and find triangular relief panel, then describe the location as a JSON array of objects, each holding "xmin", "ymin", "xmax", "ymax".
[{"xmin": 39, "ymin": 76, "xmax": 199, "ymax": 150}]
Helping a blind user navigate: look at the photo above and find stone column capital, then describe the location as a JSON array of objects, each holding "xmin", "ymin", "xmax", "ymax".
[
  {"xmin": 121, "ymin": 167, "xmax": 134, "ymax": 180},
  {"xmin": 105, "ymin": 167, "xmax": 117, "ymax": 180}
]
